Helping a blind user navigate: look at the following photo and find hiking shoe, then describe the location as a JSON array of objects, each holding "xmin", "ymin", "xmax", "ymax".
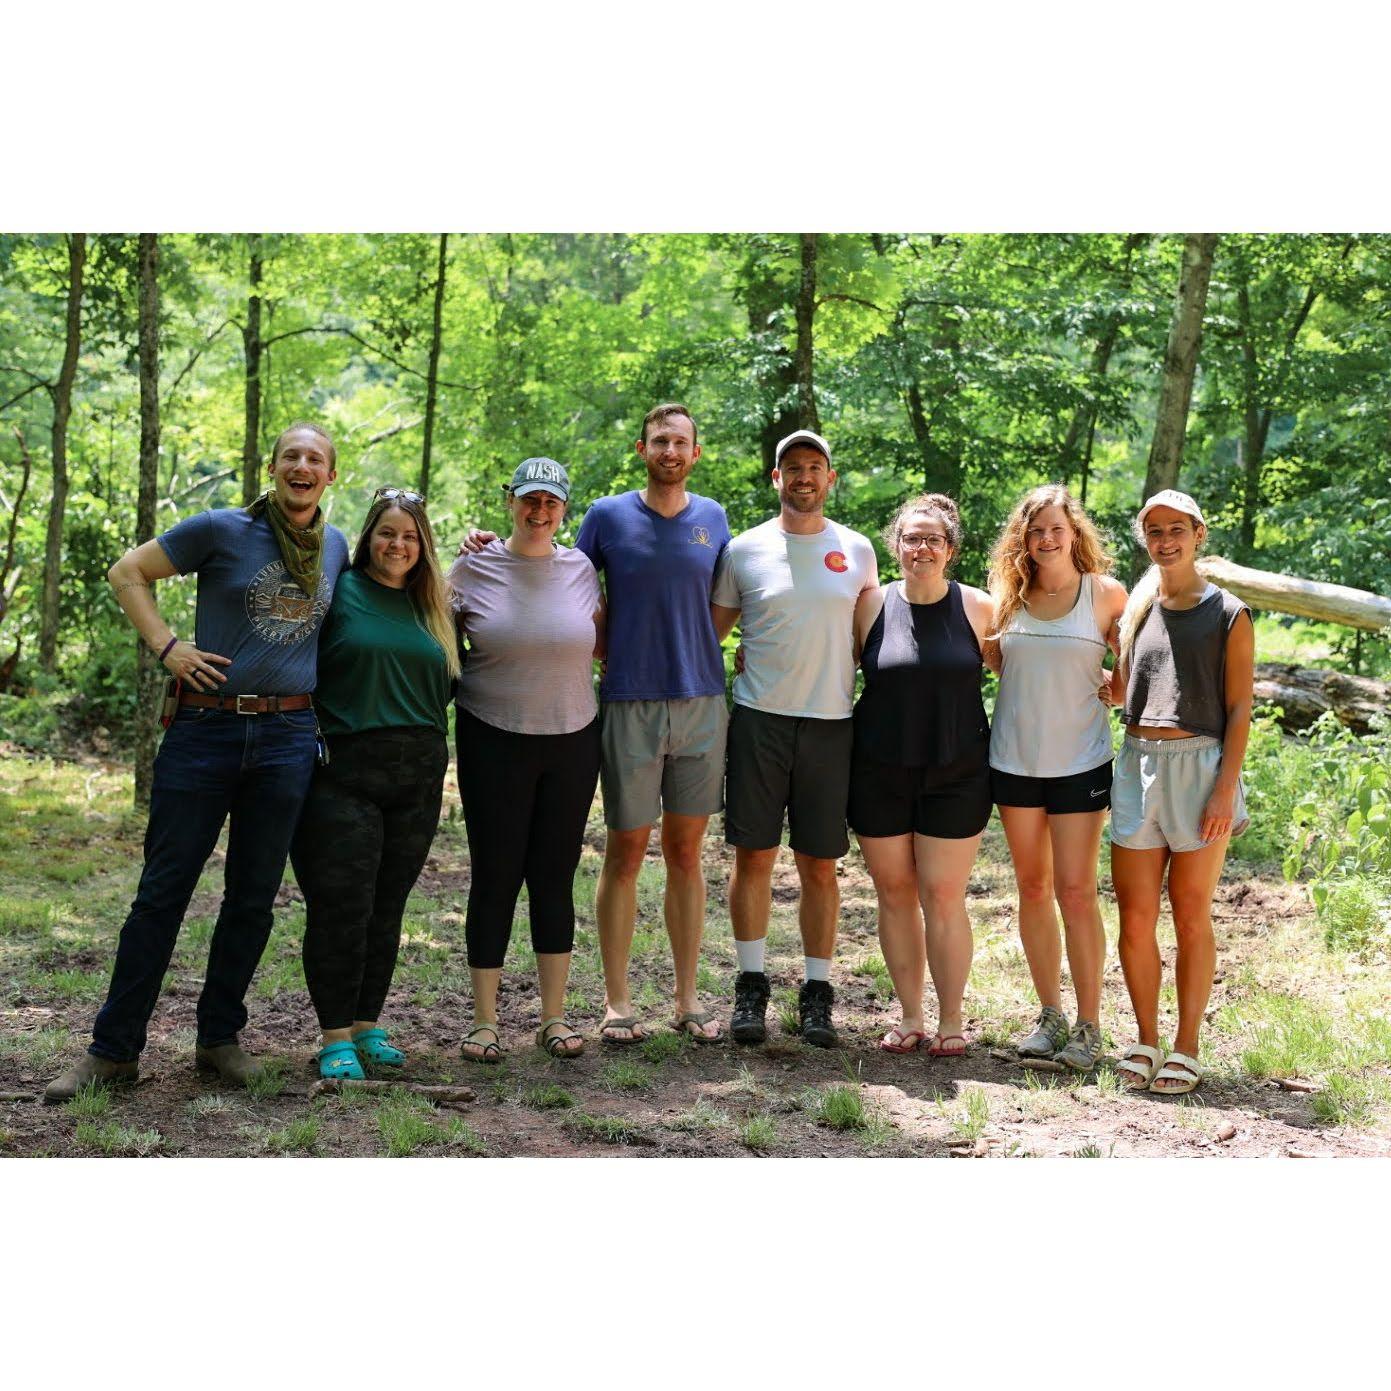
[
  {"xmin": 195, "ymin": 1042, "xmax": 264, "ymax": 1087},
  {"xmin": 798, "ymin": 980, "xmax": 838, "ymax": 1048},
  {"xmin": 1017, "ymin": 1005, "xmax": 1070, "ymax": 1059},
  {"xmin": 44, "ymin": 1053, "xmax": 138, "ymax": 1105},
  {"xmin": 1055, "ymin": 1019, "xmax": 1103, "ymax": 1072},
  {"xmin": 731, "ymin": 971, "xmax": 770, "ymax": 1044}
]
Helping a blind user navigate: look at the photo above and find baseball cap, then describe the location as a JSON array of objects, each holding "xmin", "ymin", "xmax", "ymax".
[
  {"xmin": 774, "ymin": 429, "xmax": 832, "ymax": 467},
  {"xmin": 505, "ymin": 457, "xmax": 570, "ymax": 501},
  {"xmin": 1136, "ymin": 488, "xmax": 1205, "ymax": 529}
]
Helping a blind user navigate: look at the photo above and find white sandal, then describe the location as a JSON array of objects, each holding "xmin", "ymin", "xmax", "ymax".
[
  {"xmin": 1149, "ymin": 1051, "xmax": 1202, "ymax": 1095},
  {"xmin": 1115, "ymin": 1043, "xmax": 1165, "ymax": 1090}
]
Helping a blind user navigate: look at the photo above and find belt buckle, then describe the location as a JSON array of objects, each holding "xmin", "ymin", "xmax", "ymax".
[{"xmin": 235, "ymin": 693, "xmax": 261, "ymax": 715}]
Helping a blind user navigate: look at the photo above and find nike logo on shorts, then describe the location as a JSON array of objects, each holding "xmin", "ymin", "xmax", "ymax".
[{"xmin": 1089, "ymin": 788, "xmax": 1106, "ymax": 798}]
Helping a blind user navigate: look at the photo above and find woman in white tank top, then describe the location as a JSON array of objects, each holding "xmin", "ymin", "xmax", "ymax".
[{"xmin": 985, "ymin": 486, "xmax": 1128, "ymax": 1072}]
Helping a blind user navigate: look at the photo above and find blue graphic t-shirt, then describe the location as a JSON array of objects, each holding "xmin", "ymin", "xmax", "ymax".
[
  {"xmin": 575, "ymin": 490, "xmax": 731, "ymax": 700},
  {"xmin": 158, "ymin": 508, "xmax": 349, "ymax": 696}
]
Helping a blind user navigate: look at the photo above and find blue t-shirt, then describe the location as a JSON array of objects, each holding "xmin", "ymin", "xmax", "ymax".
[
  {"xmin": 574, "ymin": 490, "xmax": 730, "ymax": 700},
  {"xmin": 158, "ymin": 508, "xmax": 349, "ymax": 696}
]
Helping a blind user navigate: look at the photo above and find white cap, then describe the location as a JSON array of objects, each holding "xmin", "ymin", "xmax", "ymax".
[
  {"xmin": 1137, "ymin": 488, "xmax": 1205, "ymax": 529},
  {"xmin": 774, "ymin": 429, "xmax": 832, "ymax": 467}
]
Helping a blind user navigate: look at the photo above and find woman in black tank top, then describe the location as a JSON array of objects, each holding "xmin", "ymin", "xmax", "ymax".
[{"xmin": 849, "ymin": 494, "xmax": 994, "ymax": 1058}]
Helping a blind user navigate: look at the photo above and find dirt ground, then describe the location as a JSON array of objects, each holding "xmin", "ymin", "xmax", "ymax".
[{"xmin": 2, "ymin": 746, "xmax": 1389, "ymax": 1159}]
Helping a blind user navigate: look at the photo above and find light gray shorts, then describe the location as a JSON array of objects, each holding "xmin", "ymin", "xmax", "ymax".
[
  {"xmin": 1110, "ymin": 733, "xmax": 1249, "ymax": 853},
  {"xmin": 599, "ymin": 696, "xmax": 728, "ymax": 831}
]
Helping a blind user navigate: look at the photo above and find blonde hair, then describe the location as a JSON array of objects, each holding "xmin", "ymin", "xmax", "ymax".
[
  {"xmin": 352, "ymin": 494, "xmax": 461, "ymax": 677},
  {"xmin": 1116, "ymin": 505, "xmax": 1208, "ymax": 668},
  {"xmin": 988, "ymin": 484, "xmax": 1113, "ymax": 636}
]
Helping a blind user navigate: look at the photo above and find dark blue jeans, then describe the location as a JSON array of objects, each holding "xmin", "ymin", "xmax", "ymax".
[{"xmin": 90, "ymin": 705, "xmax": 317, "ymax": 1062}]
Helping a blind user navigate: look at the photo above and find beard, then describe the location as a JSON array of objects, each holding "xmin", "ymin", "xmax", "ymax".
[{"xmin": 781, "ymin": 488, "xmax": 825, "ymax": 514}]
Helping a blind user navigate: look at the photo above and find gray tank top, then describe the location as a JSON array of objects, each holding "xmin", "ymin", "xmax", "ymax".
[
  {"xmin": 990, "ymin": 572, "xmax": 1113, "ymax": 778},
  {"xmin": 1123, "ymin": 584, "xmax": 1250, "ymax": 740}
]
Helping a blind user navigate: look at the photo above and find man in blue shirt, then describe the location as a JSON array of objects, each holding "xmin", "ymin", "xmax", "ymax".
[
  {"xmin": 575, "ymin": 404, "xmax": 732, "ymax": 1044},
  {"xmin": 45, "ymin": 422, "xmax": 348, "ymax": 1101}
]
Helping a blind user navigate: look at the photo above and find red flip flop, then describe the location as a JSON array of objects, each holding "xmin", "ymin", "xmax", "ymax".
[
  {"xmin": 928, "ymin": 1034, "xmax": 967, "ymax": 1058},
  {"xmin": 879, "ymin": 1026, "xmax": 927, "ymax": 1055}
]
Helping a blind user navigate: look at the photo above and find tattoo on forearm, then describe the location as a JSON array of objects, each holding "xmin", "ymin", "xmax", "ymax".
[{"xmin": 112, "ymin": 580, "xmax": 149, "ymax": 597}]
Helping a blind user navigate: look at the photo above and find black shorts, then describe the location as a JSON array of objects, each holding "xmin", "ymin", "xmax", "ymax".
[
  {"xmin": 990, "ymin": 759, "xmax": 1113, "ymax": 815},
  {"xmin": 724, "ymin": 705, "xmax": 852, "ymax": 860},
  {"xmin": 848, "ymin": 744, "xmax": 992, "ymax": 841}
]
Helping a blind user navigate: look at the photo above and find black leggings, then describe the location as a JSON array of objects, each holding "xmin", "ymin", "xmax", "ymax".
[
  {"xmin": 291, "ymin": 727, "xmax": 447, "ymax": 1030},
  {"xmin": 456, "ymin": 709, "xmax": 600, "ymax": 969}
]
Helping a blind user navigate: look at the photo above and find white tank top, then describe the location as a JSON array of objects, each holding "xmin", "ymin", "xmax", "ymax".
[{"xmin": 989, "ymin": 572, "xmax": 1113, "ymax": 778}]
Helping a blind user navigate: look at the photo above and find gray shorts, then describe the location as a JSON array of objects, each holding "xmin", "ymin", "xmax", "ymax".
[
  {"xmin": 1110, "ymin": 734, "xmax": 1249, "ymax": 853},
  {"xmin": 724, "ymin": 705, "xmax": 853, "ymax": 860},
  {"xmin": 599, "ymin": 696, "xmax": 728, "ymax": 831}
]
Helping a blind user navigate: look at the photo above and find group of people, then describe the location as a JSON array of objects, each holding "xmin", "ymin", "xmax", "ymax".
[{"xmin": 44, "ymin": 403, "xmax": 1253, "ymax": 1106}]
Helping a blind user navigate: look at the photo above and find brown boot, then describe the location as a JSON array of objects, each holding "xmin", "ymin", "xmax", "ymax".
[
  {"xmin": 194, "ymin": 1042, "xmax": 264, "ymax": 1087},
  {"xmin": 44, "ymin": 1053, "xmax": 139, "ymax": 1105}
]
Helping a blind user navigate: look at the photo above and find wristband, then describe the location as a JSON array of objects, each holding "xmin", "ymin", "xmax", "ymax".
[{"xmin": 159, "ymin": 637, "xmax": 179, "ymax": 661}]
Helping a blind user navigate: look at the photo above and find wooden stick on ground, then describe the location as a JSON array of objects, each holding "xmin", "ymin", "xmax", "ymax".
[{"xmin": 309, "ymin": 1078, "xmax": 476, "ymax": 1104}]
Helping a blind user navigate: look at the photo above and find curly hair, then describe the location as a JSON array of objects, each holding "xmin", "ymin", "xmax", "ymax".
[
  {"xmin": 352, "ymin": 492, "xmax": 460, "ymax": 677},
  {"xmin": 987, "ymin": 484, "xmax": 1113, "ymax": 636},
  {"xmin": 883, "ymin": 493, "xmax": 963, "ymax": 576}
]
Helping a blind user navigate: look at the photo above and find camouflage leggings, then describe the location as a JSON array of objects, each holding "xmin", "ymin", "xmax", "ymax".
[{"xmin": 291, "ymin": 727, "xmax": 447, "ymax": 1030}]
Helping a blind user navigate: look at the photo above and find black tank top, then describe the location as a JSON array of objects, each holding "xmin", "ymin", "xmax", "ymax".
[{"xmin": 854, "ymin": 581, "xmax": 989, "ymax": 768}]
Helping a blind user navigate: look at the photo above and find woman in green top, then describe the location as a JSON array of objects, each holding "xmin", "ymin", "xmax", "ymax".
[{"xmin": 290, "ymin": 488, "xmax": 460, "ymax": 1080}]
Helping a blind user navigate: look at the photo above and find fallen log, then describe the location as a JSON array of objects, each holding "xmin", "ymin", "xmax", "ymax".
[
  {"xmin": 1199, "ymin": 556, "xmax": 1391, "ymax": 633},
  {"xmin": 309, "ymin": 1078, "xmax": 476, "ymax": 1104},
  {"xmin": 1253, "ymin": 662, "xmax": 1390, "ymax": 735}
]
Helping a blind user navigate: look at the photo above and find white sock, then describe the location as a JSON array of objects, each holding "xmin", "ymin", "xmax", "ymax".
[
  {"xmin": 735, "ymin": 938, "xmax": 766, "ymax": 974},
  {"xmin": 804, "ymin": 956, "xmax": 831, "ymax": 983}
]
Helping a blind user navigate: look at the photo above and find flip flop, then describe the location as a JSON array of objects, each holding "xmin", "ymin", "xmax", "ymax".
[
  {"xmin": 600, "ymin": 1015, "xmax": 646, "ymax": 1047},
  {"xmin": 671, "ymin": 1011, "xmax": 723, "ymax": 1043},
  {"xmin": 928, "ymin": 1034, "xmax": 968, "ymax": 1058},
  {"xmin": 461, "ymin": 1024, "xmax": 502, "ymax": 1065},
  {"xmin": 879, "ymin": 1026, "xmax": 927, "ymax": 1055},
  {"xmin": 537, "ymin": 1018, "xmax": 584, "ymax": 1059}
]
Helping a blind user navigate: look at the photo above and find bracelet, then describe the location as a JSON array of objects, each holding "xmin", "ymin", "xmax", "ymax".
[{"xmin": 159, "ymin": 637, "xmax": 179, "ymax": 661}]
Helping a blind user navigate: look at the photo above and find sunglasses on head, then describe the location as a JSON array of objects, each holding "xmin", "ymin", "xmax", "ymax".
[{"xmin": 374, "ymin": 487, "xmax": 425, "ymax": 505}]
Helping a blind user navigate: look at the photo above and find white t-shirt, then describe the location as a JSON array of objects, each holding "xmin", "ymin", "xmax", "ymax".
[{"xmin": 712, "ymin": 516, "xmax": 878, "ymax": 719}]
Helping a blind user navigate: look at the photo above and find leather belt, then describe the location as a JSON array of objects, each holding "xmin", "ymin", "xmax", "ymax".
[{"xmin": 179, "ymin": 691, "xmax": 314, "ymax": 715}]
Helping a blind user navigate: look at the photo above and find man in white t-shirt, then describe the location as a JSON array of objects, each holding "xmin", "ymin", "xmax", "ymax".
[{"xmin": 711, "ymin": 430, "xmax": 878, "ymax": 1047}]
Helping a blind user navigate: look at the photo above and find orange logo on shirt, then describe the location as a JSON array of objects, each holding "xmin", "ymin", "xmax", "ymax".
[{"xmin": 824, "ymin": 551, "xmax": 848, "ymax": 573}]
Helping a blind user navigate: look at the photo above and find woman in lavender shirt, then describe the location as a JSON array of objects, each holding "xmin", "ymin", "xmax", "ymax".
[{"xmin": 447, "ymin": 459, "xmax": 604, "ymax": 1063}]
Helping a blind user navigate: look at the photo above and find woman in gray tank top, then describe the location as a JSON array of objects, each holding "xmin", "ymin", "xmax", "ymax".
[
  {"xmin": 985, "ymin": 486, "xmax": 1128, "ymax": 1074},
  {"xmin": 1109, "ymin": 490, "xmax": 1254, "ymax": 1096}
]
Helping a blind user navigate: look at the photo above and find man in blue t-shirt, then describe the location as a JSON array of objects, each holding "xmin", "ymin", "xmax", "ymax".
[
  {"xmin": 45, "ymin": 422, "xmax": 349, "ymax": 1102},
  {"xmin": 575, "ymin": 404, "xmax": 732, "ymax": 1045}
]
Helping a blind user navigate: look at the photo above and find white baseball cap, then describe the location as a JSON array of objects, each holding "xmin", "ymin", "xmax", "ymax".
[
  {"xmin": 774, "ymin": 429, "xmax": 832, "ymax": 467},
  {"xmin": 1137, "ymin": 488, "xmax": 1205, "ymax": 529}
]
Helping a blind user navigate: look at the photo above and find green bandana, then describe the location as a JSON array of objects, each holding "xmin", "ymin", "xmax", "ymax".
[{"xmin": 246, "ymin": 490, "xmax": 325, "ymax": 597}]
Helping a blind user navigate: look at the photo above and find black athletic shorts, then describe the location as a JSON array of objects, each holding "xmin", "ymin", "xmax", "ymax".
[
  {"xmin": 990, "ymin": 759, "xmax": 1113, "ymax": 815},
  {"xmin": 724, "ymin": 705, "xmax": 853, "ymax": 860},
  {"xmin": 848, "ymin": 742, "xmax": 992, "ymax": 841}
]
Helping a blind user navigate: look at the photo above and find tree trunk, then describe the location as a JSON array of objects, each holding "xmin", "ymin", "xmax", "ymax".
[
  {"xmin": 240, "ymin": 236, "xmax": 264, "ymax": 506},
  {"xmin": 1197, "ymin": 556, "xmax": 1391, "ymax": 632},
  {"xmin": 1141, "ymin": 232, "xmax": 1219, "ymax": 501},
  {"xmin": 742, "ymin": 243, "xmax": 800, "ymax": 480},
  {"xmin": 793, "ymin": 233, "xmax": 820, "ymax": 432},
  {"xmin": 38, "ymin": 233, "xmax": 87, "ymax": 671},
  {"xmin": 134, "ymin": 234, "xmax": 161, "ymax": 810},
  {"xmin": 420, "ymin": 232, "xmax": 449, "ymax": 499}
]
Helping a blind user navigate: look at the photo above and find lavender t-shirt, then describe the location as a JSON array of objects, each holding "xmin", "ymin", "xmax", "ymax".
[{"xmin": 447, "ymin": 541, "xmax": 601, "ymax": 735}]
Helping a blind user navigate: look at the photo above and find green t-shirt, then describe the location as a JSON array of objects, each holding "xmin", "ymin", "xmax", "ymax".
[{"xmin": 313, "ymin": 568, "xmax": 451, "ymax": 736}]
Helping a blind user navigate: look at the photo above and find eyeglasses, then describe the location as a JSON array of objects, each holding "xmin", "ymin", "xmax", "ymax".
[
  {"xmin": 900, "ymin": 533, "xmax": 949, "ymax": 551},
  {"xmin": 374, "ymin": 487, "xmax": 425, "ymax": 505}
]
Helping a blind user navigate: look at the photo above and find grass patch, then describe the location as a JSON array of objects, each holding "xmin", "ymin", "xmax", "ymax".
[
  {"xmin": 851, "ymin": 954, "xmax": 895, "ymax": 1002},
  {"xmin": 563, "ymin": 1111, "xmax": 647, "ymax": 1146},
  {"xmin": 942, "ymin": 1086, "xmax": 991, "ymax": 1143},
  {"xmin": 74, "ymin": 1121, "xmax": 163, "ymax": 1156},
  {"xmin": 1222, "ymin": 993, "xmax": 1342, "ymax": 1079},
  {"xmin": 376, "ymin": 1096, "xmax": 439, "ymax": 1156},
  {"xmin": 776, "ymin": 988, "xmax": 800, "ymax": 1036},
  {"xmin": 519, "ymin": 1081, "xmax": 574, "ymax": 1111},
  {"xmin": 1320, "ymin": 875, "xmax": 1391, "ymax": 955},
  {"xmin": 638, "ymin": 1030, "xmax": 689, "ymax": 1065},
  {"xmin": 186, "ymin": 1094, "xmax": 238, "ymax": 1120},
  {"xmin": 599, "ymin": 1057, "xmax": 653, "ymax": 1091},
  {"xmin": 0, "ymin": 896, "xmax": 57, "ymax": 934},
  {"xmin": 244, "ymin": 1060, "xmax": 288, "ymax": 1101},
  {"xmin": 260, "ymin": 1116, "xmax": 321, "ymax": 1155},
  {"xmin": 23, "ymin": 968, "xmax": 106, "ymax": 1001},
  {"xmin": 738, "ymin": 1114, "xmax": 777, "ymax": 1152},
  {"xmin": 0, "ymin": 1025, "xmax": 73, "ymax": 1070},
  {"xmin": 814, "ymin": 1084, "xmax": 868, "ymax": 1131},
  {"xmin": 667, "ymin": 1098, "xmax": 730, "ymax": 1134},
  {"xmin": 65, "ymin": 1083, "xmax": 113, "ymax": 1120}
]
